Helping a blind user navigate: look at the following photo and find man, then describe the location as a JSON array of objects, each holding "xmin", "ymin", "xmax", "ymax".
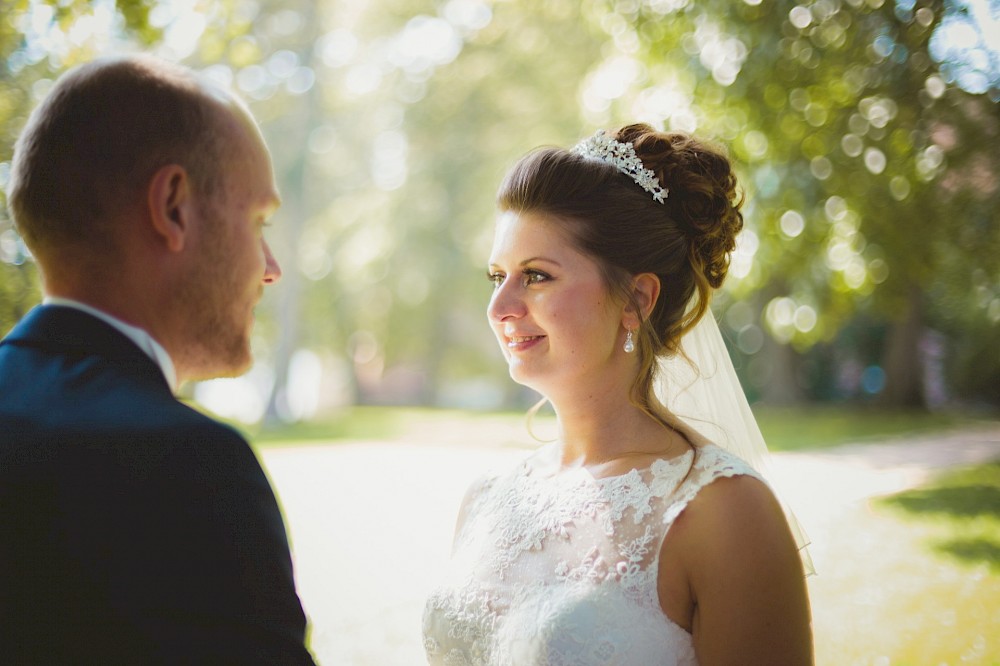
[{"xmin": 0, "ymin": 55, "xmax": 317, "ymax": 664}]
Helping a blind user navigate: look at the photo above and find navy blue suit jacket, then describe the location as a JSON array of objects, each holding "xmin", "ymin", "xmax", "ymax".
[{"xmin": 0, "ymin": 305, "xmax": 316, "ymax": 665}]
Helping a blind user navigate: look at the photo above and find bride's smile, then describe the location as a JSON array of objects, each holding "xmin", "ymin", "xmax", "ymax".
[{"xmin": 487, "ymin": 210, "xmax": 627, "ymax": 396}]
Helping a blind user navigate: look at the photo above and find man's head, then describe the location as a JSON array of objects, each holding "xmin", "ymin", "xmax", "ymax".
[
  {"xmin": 9, "ymin": 55, "xmax": 230, "ymax": 255},
  {"xmin": 7, "ymin": 54, "xmax": 282, "ymax": 381}
]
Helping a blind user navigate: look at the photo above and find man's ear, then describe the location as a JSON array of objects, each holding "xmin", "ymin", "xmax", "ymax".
[
  {"xmin": 147, "ymin": 164, "xmax": 193, "ymax": 253},
  {"xmin": 623, "ymin": 272, "xmax": 661, "ymax": 328}
]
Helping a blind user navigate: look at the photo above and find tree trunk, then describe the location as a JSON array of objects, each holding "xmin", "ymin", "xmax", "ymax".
[
  {"xmin": 759, "ymin": 334, "xmax": 804, "ymax": 405},
  {"xmin": 879, "ymin": 285, "xmax": 927, "ymax": 409},
  {"xmin": 263, "ymin": 2, "xmax": 321, "ymax": 425},
  {"xmin": 756, "ymin": 287, "xmax": 804, "ymax": 406}
]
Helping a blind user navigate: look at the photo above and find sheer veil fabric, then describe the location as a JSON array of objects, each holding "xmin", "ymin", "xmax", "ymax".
[{"xmin": 653, "ymin": 306, "xmax": 815, "ymax": 575}]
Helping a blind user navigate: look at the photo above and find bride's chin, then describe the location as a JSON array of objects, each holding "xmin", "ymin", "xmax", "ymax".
[{"xmin": 507, "ymin": 368, "xmax": 545, "ymax": 393}]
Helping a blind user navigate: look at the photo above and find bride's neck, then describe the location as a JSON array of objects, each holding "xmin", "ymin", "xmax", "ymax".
[{"xmin": 551, "ymin": 396, "xmax": 681, "ymax": 469}]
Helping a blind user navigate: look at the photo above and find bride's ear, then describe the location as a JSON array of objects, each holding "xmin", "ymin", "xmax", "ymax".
[{"xmin": 623, "ymin": 272, "xmax": 660, "ymax": 328}]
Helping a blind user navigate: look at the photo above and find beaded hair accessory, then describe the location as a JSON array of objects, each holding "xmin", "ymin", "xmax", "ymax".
[{"xmin": 572, "ymin": 129, "xmax": 668, "ymax": 203}]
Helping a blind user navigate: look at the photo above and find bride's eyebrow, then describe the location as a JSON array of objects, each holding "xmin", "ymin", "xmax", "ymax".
[
  {"xmin": 519, "ymin": 257, "xmax": 562, "ymax": 267},
  {"xmin": 488, "ymin": 257, "xmax": 563, "ymax": 270}
]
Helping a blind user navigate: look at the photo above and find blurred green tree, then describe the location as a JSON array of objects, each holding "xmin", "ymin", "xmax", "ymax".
[
  {"xmin": 583, "ymin": 0, "xmax": 999, "ymax": 407},
  {"xmin": 174, "ymin": 0, "xmax": 610, "ymax": 415},
  {"xmin": 2, "ymin": 0, "xmax": 997, "ymax": 415},
  {"xmin": 0, "ymin": 0, "xmax": 169, "ymax": 335}
]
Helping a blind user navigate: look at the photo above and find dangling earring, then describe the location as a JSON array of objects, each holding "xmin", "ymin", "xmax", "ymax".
[{"xmin": 623, "ymin": 328, "xmax": 635, "ymax": 353}]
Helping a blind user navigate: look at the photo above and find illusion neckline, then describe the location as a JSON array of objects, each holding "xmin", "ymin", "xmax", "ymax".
[{"xmin": 523, "ymin": 443, "xmax": 698, "ymax": 485}]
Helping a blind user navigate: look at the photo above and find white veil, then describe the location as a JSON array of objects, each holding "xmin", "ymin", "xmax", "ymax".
[{"xmin": 653, "ymin": 308, "xmax": 815, "ymax": 575}]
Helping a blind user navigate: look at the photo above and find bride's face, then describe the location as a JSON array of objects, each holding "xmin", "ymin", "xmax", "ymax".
[{"xmin": 487, "ymin": 211, "xmax": 626, "ymax": 395}]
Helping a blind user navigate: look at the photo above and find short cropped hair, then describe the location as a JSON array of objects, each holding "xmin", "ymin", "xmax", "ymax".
[{"xmin": 7, "ymin": 55, "xmax": 235, "ymax": 253}]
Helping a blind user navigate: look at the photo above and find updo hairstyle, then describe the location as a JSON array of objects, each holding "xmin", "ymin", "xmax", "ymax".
[{"xmin": 496, "ymin": 123, "xmax": 744, "ymax": 414}]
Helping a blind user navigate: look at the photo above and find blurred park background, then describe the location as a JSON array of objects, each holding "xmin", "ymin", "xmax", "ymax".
[
  {"xmin": 1, "ymin": 0, "xmax": 999, "ymax": 664},
  {"xmin": 1, "ymin": 0, "xmax": 999, "ymax": 418}
]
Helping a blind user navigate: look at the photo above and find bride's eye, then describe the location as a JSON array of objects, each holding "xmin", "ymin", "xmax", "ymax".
[
  {"xmin": 487, "ymin": 271, "xmax": 505, "ymax": 288},
  {"xmin": 523, "ymin": 269, "xmax": 550, "ymax": 285}
]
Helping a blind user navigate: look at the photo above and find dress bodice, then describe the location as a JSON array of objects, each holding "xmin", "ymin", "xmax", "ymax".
[{"xmin": 422, "ymin": 443, "xmax": 763, "ymax": 666}]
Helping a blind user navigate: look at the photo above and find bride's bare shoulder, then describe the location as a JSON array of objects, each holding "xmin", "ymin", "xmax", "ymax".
[
  {"xmin": 662, "ymin": 473, "xmax": 813, "ymax": 663},
  {"xmin": 668, "ymin": 469, "xmax": 799, "ymax": 573}
]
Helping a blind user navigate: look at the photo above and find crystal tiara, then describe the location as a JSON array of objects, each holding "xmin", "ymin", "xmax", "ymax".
[{"xmin": 572, "ymin": 129, "xmax": 668, "ymax": 203}]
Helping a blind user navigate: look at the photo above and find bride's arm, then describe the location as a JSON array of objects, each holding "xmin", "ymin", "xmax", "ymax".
[{"xmin": 659, "ymin": 474, "xmax": 813, "ymax": 665}]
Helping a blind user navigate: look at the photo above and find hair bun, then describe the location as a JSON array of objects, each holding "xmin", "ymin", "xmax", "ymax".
[{"xmin": 614, "ymin": 124, "xmax": 744, "ymax": 289}]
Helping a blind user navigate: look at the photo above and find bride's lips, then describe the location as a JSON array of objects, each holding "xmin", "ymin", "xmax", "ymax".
[{"xmin": 505, "ymin": 334, "xmax": 545, "ymax": 352}]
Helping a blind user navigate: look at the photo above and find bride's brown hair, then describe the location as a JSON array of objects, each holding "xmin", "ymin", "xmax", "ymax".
[{"xmin": 496, "ymin": 123, "xmax": 744, "ymax": 415}]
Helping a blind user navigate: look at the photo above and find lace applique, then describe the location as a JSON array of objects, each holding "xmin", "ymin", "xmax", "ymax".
[
  {"xmin": 601, "ymin": 470, "xmax": 655, "ymax": 529},
  {"xmin": 649, "ymin": 456, "xmax": 691, "ymax": 496},
  {"xmin": 554, "ymin": 545, "xmax": 610, "ymax": 584},
  {"xmin": 423, "ymin": 444, "xmax": 761, "ymax": 666},
  {"xmin": 444, "ymin": 651, "xmax": 473, "ymax": 666},
  {"xmin": 488, "ymin": 478, "xmax": 579, "ymax": 580},
  {"xmin": 618, "ymin": 524, "xmax": 656, "ymax": 581}
]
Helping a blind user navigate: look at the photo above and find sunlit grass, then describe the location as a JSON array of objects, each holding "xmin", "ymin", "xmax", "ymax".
[
  {"xmin": 810, "ymin": 462, "xmax": 1000, "ymax": 665},
  {"xmin": 250, "ymin": 406, "xmax": 414, "ymax": 443},
  {"xmin": 245, "ymin": 406, "xmax": 556, "ymax": 448},
  {"xmin": 753, "ymin": 405, "xmax": 971, "ymax": 452},
  {"xmin": 244, "ymin": 404, "xmax": 985, "ymax": 452}
]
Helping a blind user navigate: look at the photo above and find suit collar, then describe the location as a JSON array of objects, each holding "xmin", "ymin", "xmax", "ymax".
[
  {"xmin": 42, "ymin": 297, "xmax": 177, "ymax": 391},
  {"xmin": 2, "ymin": 305, "xmax": 172, "ymax": 391}
]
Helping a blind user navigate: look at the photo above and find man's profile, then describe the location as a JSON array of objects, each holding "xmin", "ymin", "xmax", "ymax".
[{"xmin": 0, "ymin": 55, "xmax": 316, "ymax": 664}]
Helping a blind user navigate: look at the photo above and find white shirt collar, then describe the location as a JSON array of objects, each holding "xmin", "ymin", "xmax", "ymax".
[{"xmin": 42, "ymin": 296, "xmax": 178, "ymax": 393}]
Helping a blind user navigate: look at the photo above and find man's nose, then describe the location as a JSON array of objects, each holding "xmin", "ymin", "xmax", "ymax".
[{"xmin": 262, "ymin": 240, "xmax": 282, "ymax": 284}]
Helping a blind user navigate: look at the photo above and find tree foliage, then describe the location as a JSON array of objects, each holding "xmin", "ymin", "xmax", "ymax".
[
  {"xmin": 581, "ymin": 0, "xmax": 999, "ymax": 406},
  {"xmin": 1, "ymin": 0, "xmax": 997, "ymax": 414}
]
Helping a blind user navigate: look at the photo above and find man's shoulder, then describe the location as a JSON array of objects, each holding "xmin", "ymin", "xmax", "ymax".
[
  {"xmin": 136, "ymin": 394, "xmax": 247, "ymax": 444},
  {"xmin": 1, "ymin": 305, "xmax": 172, "ymax": 396},
  {"xmin": 1, "ymin": 361, "xmax": 250, "ymax": 464},
  {"xmin": 86, "ymin": 393, "xmax": 252, "ymax": 462},
  {"xmin": 0, "ymin": 352, "xmax": 233, "ymax": 435}
]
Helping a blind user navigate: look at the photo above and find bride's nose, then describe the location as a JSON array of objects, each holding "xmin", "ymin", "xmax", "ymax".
[{"xmin": 487, "ymin": 280, "xmax": 526, "ymax": 323}]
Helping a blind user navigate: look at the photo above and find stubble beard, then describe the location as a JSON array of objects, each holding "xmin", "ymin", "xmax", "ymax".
[{"xmin": 179, "ymin": 213, "xmax": 256, "ymax": 381}]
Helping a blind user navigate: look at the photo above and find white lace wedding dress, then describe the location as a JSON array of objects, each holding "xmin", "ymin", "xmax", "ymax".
[{"xmin": 422, "ymin": 441, "xmax": 765, "ymax": 666}]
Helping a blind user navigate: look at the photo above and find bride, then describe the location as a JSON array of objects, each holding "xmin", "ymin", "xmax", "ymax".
[{"xmin": 423, "ymin": 124, "xmax": 813, "ymax": 665}]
